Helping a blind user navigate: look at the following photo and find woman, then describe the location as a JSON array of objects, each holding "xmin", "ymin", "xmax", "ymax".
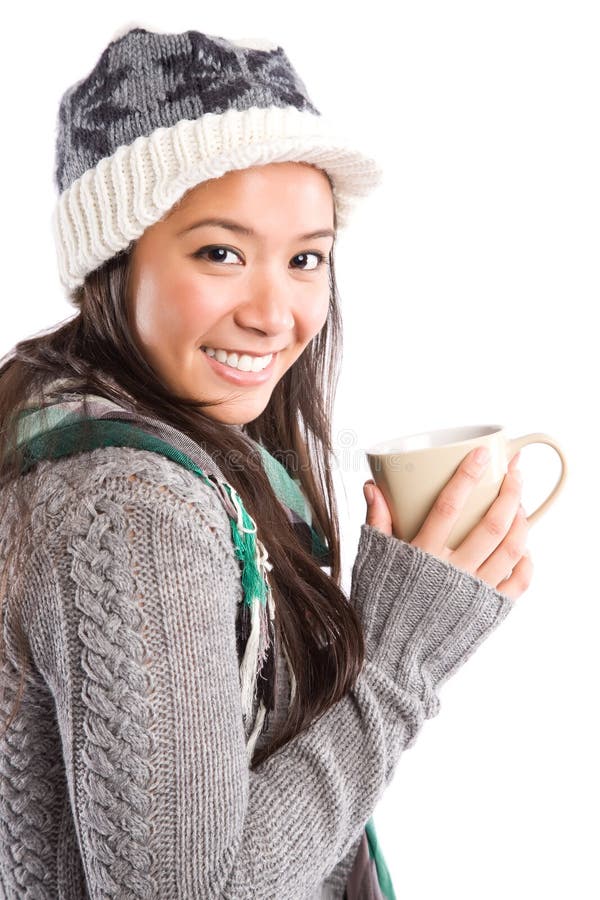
[{"xmin": 0, "ymin": 25, "xmax": 531, "ymax": 900}]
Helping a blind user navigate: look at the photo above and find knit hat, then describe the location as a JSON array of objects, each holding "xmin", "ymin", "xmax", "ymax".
[{"xmin": 52, "ymin": 23, "xmax": 384, "ymax": 302}]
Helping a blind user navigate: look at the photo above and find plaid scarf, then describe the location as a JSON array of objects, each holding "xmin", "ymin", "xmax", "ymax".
[{"xmin": 14, "ymin": 389, "xmax": 396, "ymax": 900}]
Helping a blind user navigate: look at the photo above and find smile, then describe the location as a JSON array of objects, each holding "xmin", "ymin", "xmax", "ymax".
[
  {"xmin": 200, "ymin": 346, "xmax": 273, "ymax": 372},
  {"xmin": 199, "ymin": 347, "xmax": 278, "ymax": 386}
]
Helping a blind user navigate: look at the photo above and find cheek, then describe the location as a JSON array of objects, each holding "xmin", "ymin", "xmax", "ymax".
[
  {"xmin": 291, "ymin": 298, "xmax": 329, "ymax": 361},
  {"xmin": 137, "ymin": 272, "xmax": 221, "ymax": 347},
  {"xmin": 304, "ymin": 293, "xmax": 330, "ymax": 337}
]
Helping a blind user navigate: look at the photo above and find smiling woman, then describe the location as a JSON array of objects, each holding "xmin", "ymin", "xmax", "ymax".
[{"xmin": 0, "ymin": 21, "xmax": 516, "ymax": 900}]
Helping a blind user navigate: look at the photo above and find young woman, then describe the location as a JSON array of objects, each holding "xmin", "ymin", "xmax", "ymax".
[{"xmin": 0, "ymin": 25, "xmax": 532, "ymax": 900}]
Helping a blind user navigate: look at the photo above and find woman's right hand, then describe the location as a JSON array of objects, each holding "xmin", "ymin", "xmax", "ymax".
[{"xmin": 363, "ymin": 446, "xmax": 534, "ymax": 601}]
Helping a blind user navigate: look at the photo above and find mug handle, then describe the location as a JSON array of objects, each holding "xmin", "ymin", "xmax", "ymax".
[{"xmin": 507, "ymin": 433, "xmax": 568, "ymax": 526}]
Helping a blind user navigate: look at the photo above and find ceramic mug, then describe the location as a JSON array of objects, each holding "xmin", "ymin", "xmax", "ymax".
[{"xmin": 365, "ymin": 424, "xmax": 568, "ymax": 549}]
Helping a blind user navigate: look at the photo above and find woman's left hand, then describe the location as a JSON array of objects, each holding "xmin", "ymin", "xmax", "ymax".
[{"xmin": 363, "ymin": 451, "xmax": 534, "ymax": 599}]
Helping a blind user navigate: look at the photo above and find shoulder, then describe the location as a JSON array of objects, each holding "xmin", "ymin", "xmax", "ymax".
[
  {"xmin": 7, "ymin": 445, "xmax": 238, "ymax": 561},
  {"xmin": 3, "ymin": 447, "xmax": 246, "ymax": 695}
]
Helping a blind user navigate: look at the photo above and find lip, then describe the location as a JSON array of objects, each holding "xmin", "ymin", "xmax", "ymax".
[{"xmin": 199, "ymin": 347, "xmax": 279, "ymax": 386}]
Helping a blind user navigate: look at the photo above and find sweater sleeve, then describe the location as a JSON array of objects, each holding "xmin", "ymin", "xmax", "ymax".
[{"xmin": 23, "ymin": 448, "xmax": 515, "ymax": 900}]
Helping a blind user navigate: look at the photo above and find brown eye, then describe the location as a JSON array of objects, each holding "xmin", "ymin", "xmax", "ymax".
[
  {"xmin": 192, "ymin": 246, "xmax": 241, "ymax": 264},
  {"xmin": 292, "ymin": 252, "xmax": 328, "ymax": 271}
]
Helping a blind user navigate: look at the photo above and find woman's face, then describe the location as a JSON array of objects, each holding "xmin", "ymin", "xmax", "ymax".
[{"xmin": 127, "ymin": 161, "xmax": 335, "ymax": 425}]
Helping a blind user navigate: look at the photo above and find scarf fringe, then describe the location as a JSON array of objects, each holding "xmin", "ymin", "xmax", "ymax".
[{"xmin": 220, "ymin": 480, "xmax": 278, "ymax": 756}]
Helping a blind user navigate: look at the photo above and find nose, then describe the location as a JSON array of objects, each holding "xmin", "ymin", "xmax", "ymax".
[{"xmin": 233, "ymin": 280, "xmax": 295, "ymax": 337}]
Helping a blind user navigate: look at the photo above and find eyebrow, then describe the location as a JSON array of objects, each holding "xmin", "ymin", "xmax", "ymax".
[{"xmin": 176, "ymin": 216, "xmax": 335, "ymax": 241}]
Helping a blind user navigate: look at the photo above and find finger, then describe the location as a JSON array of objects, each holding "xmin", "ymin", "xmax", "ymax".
[
  {"xmin": 508, "ymin": 450, "xmax": 521, "ymax": 471},
  {"xmin": 411, "ymin": 446, "xmax": 490, "ymax": 556},
  {"xmin": 475, "ymin": 505, "xmax": 530, "ymax": 588},
  {"xmin": 491, "ymin": 548, "xmax": 534, "ymax": 601},
  {"xmin": 363, "ymin": 481, "xmax": 393, "ymax": 537},
  {"xmin": 451, "ymin": 467, "xmax": 523, "ymax": 571}
]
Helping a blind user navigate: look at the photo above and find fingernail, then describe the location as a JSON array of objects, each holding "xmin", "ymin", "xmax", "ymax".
[
  {"xmin": 514, "ymin": 470, "xmax": 523, "ymax": 483},
  {"xmin": 364, "ymin": 483, "xmax": 374, "ymax": 504},
  {"xmin": 475, "ymin": 446, "xmax": 490, "ymax": 465}
]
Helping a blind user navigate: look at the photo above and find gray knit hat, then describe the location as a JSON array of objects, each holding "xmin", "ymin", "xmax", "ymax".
[{"xmin": 52, "ymin": 23, "xmax": 383, "ymax": 302}]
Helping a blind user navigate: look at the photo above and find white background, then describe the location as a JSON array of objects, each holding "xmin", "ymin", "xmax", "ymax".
[{"xmin": 1, "ymin": 2, "xmax": 597, "ymax": 897}]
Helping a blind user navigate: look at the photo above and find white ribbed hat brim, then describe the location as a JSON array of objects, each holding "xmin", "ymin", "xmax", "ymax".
[{"xmin": 52, "ymin": 104, "xmax": 383, "ymax": 298}]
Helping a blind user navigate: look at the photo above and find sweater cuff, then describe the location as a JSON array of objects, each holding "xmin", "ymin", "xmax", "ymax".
[{"xmin": 350, "ymin": 524, "xmax": 515, "ymax": 718}]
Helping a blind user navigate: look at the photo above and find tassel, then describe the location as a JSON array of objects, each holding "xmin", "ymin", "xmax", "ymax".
[
  {"xmin": 245, "ymin": 700, "xmax": 268, "ymax": 763},
  {"xmin": 220, "ymin": 481, "xmax": 275, "ymax": 739}
]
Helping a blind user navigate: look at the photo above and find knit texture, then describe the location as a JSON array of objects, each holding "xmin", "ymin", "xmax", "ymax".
[
  {"xmin": 13, "ymin": 388, "xmax": 392, "ymax": 898},
  {"xmin": 55, "ymin": 28, "xmax": 319, "ymax": 193},
  {"xmin": 52, "ymin": 26, "xmax": 383, "ymax": 294},
  {"xmin": 0, "ymin": 446, "xmax": 515, "ymax": 898}
]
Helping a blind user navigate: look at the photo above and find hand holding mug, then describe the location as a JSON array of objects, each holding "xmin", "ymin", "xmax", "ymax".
[{"xmin": 364, "ymin": 446, "xmax": 532, "ymax": 600}]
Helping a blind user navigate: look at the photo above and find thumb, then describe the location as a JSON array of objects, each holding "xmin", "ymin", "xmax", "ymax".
[{"xmin": 363, "ymin": 480, "xmax": 393, "ymax": 537}]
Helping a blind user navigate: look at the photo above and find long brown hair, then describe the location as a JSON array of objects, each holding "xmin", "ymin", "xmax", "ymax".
[{"xmin": 0, "ymin": 209, "xmax": 365, "ymax": 770}]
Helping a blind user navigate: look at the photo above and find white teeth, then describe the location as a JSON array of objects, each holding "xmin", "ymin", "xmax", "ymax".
[{"xmin": 202, "ymin": 346, "xmax": 273, "ymax": 372}]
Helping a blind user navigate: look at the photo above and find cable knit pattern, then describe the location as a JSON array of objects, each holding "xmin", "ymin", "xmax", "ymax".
[
  {"xmin": 0, "ymin": 446, "xmax": 515, "ymax": 898},
  {"xmin": 67, "ymin": 492, "xmax": 156, "ymax": 896},
  {"xmin": 0, "ymin": 660, "xmax": 67, "ymax": 893}
]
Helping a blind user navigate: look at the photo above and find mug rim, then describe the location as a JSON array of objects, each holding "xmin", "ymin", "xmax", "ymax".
[{"xmin": 365, "ymin": 423, "xmax": 505, "ymax": 455}]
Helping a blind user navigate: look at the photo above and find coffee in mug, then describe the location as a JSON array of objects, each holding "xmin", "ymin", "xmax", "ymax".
[{"xmin": 365, "ymin": 424, "xmax": 567, "ymax": 549}]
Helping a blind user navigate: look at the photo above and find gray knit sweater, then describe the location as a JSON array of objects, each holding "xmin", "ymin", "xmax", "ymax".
[{"xmin": 0, "ymin": 446, "xmax": 515, "ymax": 899}]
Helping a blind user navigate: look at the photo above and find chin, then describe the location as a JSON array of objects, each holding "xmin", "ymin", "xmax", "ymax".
[{"xmin": 200, "ymin": 402, "xmax": 267, "ymax": 428}]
